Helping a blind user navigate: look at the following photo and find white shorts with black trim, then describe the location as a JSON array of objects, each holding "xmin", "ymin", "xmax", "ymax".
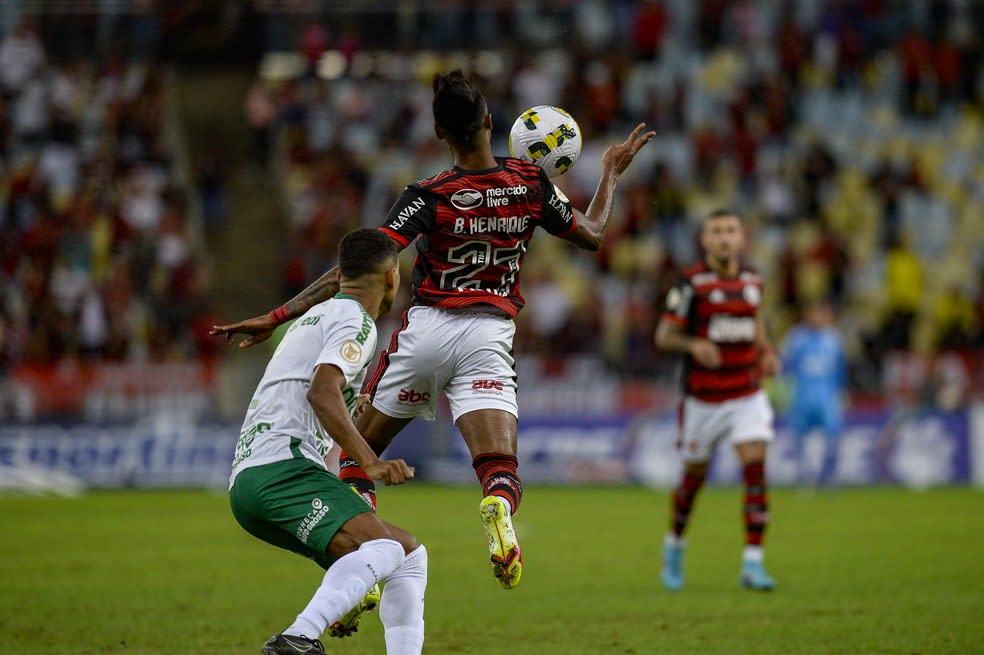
[
  {"xmin": 678, "ymin": 389, "xmax": 774, "ymax": 463},
  {"xmin": 366, "ymin": 305, "xmax": 518, "ymax": 422}
]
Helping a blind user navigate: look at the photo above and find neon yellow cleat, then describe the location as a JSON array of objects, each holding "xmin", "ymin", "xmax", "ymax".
[
  {"xmin": 479, "ymin": 496, "xmax": 523, "ymax": 589},
  {"xmin": 326, "ymin": 584, "xmax": 381, "ymax": 638}
]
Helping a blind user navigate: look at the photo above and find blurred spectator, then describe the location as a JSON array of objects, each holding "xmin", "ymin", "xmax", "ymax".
[
  {"xmin": 0, "ymin": 18, "xmax": 45, "ymax": 96},
  {"xmin": 631, "ymin": 1, "xmax": 669, "ymax": 60},
  {"xmin": 1, "ymin": 15, "xmax": 213, "ymax": 368},
  {"xmin": 934, "ymin": 286, "xmax": 977, "ymax": 351},
  {"xmin": 245, "ymin": 79, "xmax": 276, "ymax": 169},
  {"xmin": 196, "ymin": 141, "xmax": 229, "ymax": 235},
  {"xmin": 877, "ymin": 234, "xmax": 924, "ymax": 353}
]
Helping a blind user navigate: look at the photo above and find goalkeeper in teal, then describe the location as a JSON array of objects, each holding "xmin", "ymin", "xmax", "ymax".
[
  {"xmin": 229, "ymin": 229, "xmax": 427, "ymax": 655},
  {"xmin": 781, "ymin": 299, "xmax": 847, "ymax": 486}
]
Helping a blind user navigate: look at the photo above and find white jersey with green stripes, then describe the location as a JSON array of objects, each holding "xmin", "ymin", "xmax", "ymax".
[{"xmin": 229, "ymin": 295, "xmax": 377, "ymax": 488}]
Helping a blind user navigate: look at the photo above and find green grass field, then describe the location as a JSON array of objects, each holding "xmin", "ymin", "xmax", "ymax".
[{"xmin": 2, "ymin": 485, "xmax": 982, "ymax": 655}]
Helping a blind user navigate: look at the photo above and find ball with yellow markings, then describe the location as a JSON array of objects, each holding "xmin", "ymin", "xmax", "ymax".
[{"xmin": 508, "ymin": 105, "xmax": 582, "ymax": 178}]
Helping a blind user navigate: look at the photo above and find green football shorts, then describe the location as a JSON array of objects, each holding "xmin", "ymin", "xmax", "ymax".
[{"xmin": 229, "ymin": 458, "xmax": 373, "ymax": 569}]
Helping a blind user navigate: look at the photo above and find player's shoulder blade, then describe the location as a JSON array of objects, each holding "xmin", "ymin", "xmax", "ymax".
[
  {"xmin": 502, "ymin": 156, "xmax": 545, "ymax": 180},
  {"xmin": 416, "ymin": 167, "xmax": 460, "ymax": 190}
]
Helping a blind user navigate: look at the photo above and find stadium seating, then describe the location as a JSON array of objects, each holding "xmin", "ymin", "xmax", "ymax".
[{"xmin": 246, "ymin": 1, "xmax": 984, "ymax": 402}]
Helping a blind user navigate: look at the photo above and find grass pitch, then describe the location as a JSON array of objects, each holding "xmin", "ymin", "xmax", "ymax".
[{"xmin": 1, "ymin": 485, "xmax": 982, "ymax": 655}]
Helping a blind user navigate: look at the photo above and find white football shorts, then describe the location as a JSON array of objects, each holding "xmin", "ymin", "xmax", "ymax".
[
  {"xmin": 678, "ymin": 389, "xmax": 774, "ymax": 463},
  {"xmin": 366, "ymin": 305, "xmax": 518, "ymax": 422}
]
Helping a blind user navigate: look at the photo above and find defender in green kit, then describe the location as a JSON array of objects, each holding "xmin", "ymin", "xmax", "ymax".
[{"xmin": 228, "ymin": 229, "xmax": 427, "ymax": 655}]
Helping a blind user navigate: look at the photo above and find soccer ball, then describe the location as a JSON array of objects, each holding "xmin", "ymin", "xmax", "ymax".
[{"xmin": 508, "ymin": 105, "xmax": 582, "ymax": 178}]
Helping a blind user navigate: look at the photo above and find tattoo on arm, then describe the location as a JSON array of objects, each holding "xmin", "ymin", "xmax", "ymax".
[{"xmin": 282, "ymin": 267, "xmax": 340, "ymax": 320}]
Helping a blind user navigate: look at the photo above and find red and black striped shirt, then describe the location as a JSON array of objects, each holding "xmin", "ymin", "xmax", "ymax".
[
  {"xmin": 662, "ymin": 261, "xmax": 765, "ymax": 402},
  {"xmin": 379, "ymin": 157, "xmax": 576, "ymax": 318}
]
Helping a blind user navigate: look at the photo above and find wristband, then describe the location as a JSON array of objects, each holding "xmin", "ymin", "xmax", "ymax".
[{"xmin": 269, "ymin": 305, "xmax": 290, "ymax": 325}]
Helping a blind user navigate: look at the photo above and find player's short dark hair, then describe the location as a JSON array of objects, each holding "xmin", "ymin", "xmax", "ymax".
[
  {"xmin": 338, "ymin": 229, "xmax": 398, "ymax": 279},
  {"xmin": 432, "ymin": 69, "xmax": 487, "ymax": 146},
  {"xmin": 701, "ymin": 208, "xmax": 743, "ymax": 231},
  {"xmin": 706, "ymin": 208, "xmax": 742, "ymax": 222}
]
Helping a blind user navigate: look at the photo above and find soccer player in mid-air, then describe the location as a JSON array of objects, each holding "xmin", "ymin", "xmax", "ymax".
[
  {"xmin": 654, "ymin": 209, "xmax": 780, "ymax": 591},
  {"xmin": 228, "ymin": 229, "xmax": 426, "ymax": 655},
  {"xmin": 213, "ymin": 70, "xmax": 655, "ymax": 590},
  {"xmin": 781, "ymin": 298, "xmax": 847, "ymax": 486}
]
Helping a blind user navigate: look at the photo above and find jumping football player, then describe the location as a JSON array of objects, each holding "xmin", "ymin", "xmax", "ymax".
[{"xmin": 213, "ymin": 70, "xmax": 655, "ymax": 591}]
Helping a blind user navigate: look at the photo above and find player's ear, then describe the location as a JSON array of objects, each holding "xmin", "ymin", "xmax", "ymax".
[
  {"xmin": 484, "ymin": 112, "xmax": 493, "ymax": 131},
  {"xmin": 385, "ymin": 264, "xmax": 398, "ymax": 291},
  {"xmin": 434, "ymin": 124, "xmax": 445, "ymax": 141}
]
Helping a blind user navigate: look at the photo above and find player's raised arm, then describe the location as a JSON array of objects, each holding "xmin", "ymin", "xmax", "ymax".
[
  {"xmin": 307, "ymin": 363, "xmax": 414, "ymax": 486},
  {"xmin": 209, "ymin": 266, "xmax": 342, "ymax": 348},
  {"xmin": 562, "ymin": 123, "xmax": 656, "ymax": 251}
]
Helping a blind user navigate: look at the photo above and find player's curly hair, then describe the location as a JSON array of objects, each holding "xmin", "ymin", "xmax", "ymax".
[
  {"xmin": 432, "ymin": 69, "xmax": 487, "ymax": 146},
  {"xmin": 338, "ymin": 229, "xmax": 398, "ymax": 279}
]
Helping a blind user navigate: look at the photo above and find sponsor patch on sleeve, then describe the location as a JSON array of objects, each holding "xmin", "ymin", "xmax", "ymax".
[{"xmin": 339, "ymin": 340, "xmax": 362, "ymax": 364}]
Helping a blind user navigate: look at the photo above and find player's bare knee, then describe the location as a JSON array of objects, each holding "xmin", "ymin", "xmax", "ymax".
[
  {"xmin": 735, "ymin": 440, "xmax": 768, "ymax": 465},
  {"xmin": 456, "ymin": 408, "xmax": 518, "ymax": 457},
  {"xmin": 380, "ymin": 518, "xmax": 419, "ymax": 554},
  {"xmin": 685, "ymin": 460, "xmax": 711, "ymax": 477},
  {"xmin": 328, "ymin": 512, "xmax": 392, "ymax": 558}
]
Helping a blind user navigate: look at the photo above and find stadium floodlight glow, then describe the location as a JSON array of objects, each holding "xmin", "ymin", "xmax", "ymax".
[
  {"xmin": 444, "ymin": 51, "xmax": 471, "ymax": 75},
  {"xmin": 317, "ymin": 51, "xmax": 347, "ymax": 81},
  {"xmin": 375, "ymin": 52, "xmax": 405, "ymax": 80},
  {"xmin": 259, "ymin": 52, "xmax": 306, "ymax": 82},
  {"xmin": 413, "ymin": 51, "xmax": 442, "ymax": 82},
  {"xmin": 474, "ymin": 51, "xmax": 505, "ymax": 78}
]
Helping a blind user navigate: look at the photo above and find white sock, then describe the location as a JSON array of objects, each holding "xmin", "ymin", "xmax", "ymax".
[
  {"xmin": 665, "ymin": 533, "xmax": 685, "ymax": 548},
  {"xmin": 381, "ymin": 545, "xmax": 428, "ymax": 655},
  {"xmin": 743, "ymin": 545, "xmax": 764, "ymax": 563},
  {"xmin": 285, "ymin": 538, "xmax": 404, "ymax": 640}
]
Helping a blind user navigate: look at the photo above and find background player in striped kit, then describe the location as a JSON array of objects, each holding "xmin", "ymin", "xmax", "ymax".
[
  {"xmin": 212, "ymin": 70, "xmax": 655, "ymax": 590},
  {"xmin": 654, "ymin": 209, "xmax": 780, "ymax": 591}
]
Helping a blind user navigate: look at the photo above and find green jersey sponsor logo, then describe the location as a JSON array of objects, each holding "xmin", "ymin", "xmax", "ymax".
[{"xmin": 233, "ymin": 422, "xmax": 271, "ymax": 467}]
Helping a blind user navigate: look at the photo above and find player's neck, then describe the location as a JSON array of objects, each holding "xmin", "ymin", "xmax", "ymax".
[
  {"xmin": 451, "ymin": 142, "xmax": 497, "ymax": 171},
  {"xmin": 706, "ymin": 257, "xmax": 740, "ymax": 278},
  {"xmin": 336, "ymin": 286, "xmax": 382, "ymax": 319}
]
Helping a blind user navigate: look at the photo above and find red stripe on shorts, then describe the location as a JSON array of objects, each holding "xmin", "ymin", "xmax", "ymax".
[{"xmin": 364, "ymin": 309, "xmax": 410, "ymax": 401}]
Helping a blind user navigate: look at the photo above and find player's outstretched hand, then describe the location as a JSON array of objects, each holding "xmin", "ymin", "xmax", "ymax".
[
  {"xmin": 604, "ymin": 123, "xmax": 657, "ymax": 177},
  {"xmin": 209, "ymin": 313, "xmax": 277, "ymax": 348},
  {"xmin": 364, "ymin": 459, "xmax": 415, "ymax": 486}
]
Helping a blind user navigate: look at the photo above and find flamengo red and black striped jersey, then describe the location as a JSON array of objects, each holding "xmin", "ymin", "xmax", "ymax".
[
  {"xmin": 379, "ymin": 157, "xmax": 576, "ymax": 318},
  {"xmin": 662, "ymin": 261, "xmax": 765, "ymax": 402}
]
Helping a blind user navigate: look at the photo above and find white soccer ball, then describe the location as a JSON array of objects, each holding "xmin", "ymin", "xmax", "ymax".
[{"xmin": 508, "ymin": 105, "xmax": 582, "ymax": 178}]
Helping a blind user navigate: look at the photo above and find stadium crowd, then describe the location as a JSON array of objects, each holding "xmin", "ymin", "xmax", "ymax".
[
  {"xmin": 251, "ymin": 0, "xmax": 984, "ymax": 403},
  {"xmin": 0, "ymin": 15, "xmax": 217, "ymax": 373},
  {"xmin": 2, "ymin": 0, "xmax": 983, "ymax": 412}
]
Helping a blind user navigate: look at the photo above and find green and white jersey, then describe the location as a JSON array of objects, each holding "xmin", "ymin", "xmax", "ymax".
[{"xmin": 229, "ymin": 295, "xmax": 377, "ymax": 488}]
